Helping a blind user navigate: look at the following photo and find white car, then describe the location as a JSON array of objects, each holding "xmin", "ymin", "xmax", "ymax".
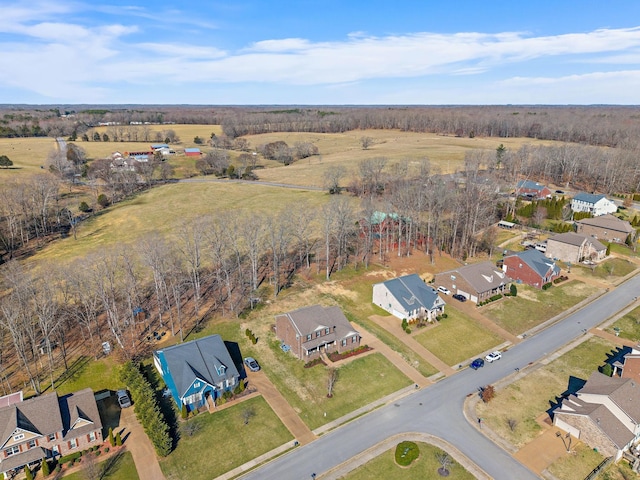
[
  {"xmin": 437, "ymin": 286, "xmax": 451, "ymax": 295},
  {"xmin": 485, "ymin": 351, "xmax": 502, "ymax": 363}
]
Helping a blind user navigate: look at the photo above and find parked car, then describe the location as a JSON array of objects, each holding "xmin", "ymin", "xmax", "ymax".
[
  {"xmin": 555, "ymin": 190, "xmax": 565, "ymax": 194},
  {"xmin": 437, "ymin": 286, "xmax": 451, "ymax": 295},
  {"xmin": 116, "ymin": 389, "xmax": 132, "ymax": 408},
  {"xmin": 470, "ymin": 358, "xmax": 485, "ymax": 370},
  {"xmin": 244, "ymin": 357, "xmax": 260, "ymax": 372},
  {"xmin": 485, "ymin": 351, "xmax": 502, "ymax": 363},
  {"xmin": 452, "ymin": 294, "xmax": 467, "ymax": 302}
]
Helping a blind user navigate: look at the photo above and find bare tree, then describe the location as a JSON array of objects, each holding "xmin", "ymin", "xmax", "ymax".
[
  {"xmin": 241, "ymin": 407, "xmax": 256, "ymax": 425},
  {"xmin": 507, "ymin": 418, "xmax": 518, "ymax": 431},
  {"xmin": 436, "ymin": 452, "xmax": 453, "ymax": 476},
  {"xmin": 360, "ymin": 136, "xmax": 373, "ymax": 150},
  {"xmin": 323, "ymin": 166, "xmax": 346, "ymax": 194}
]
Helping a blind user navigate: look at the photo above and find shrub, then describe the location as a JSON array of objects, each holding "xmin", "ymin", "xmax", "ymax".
[
  {"xmin": 59, "ymin": 452, "xmax": 82, "ymax": 464},
  {"xmin": 401, "ymin": 319, "xmax": 408, "ymax": 330},
  {"xmin": 510, "ymin": 284, "xmax": 518, "ymax": 296},
  {"xmin": 542, "ymin": 283, "xmax": 552, "ymax": 290},
  {"xmin": 78, "ymin": 201, "xmax": 91, "ymax": 212},
  {"xmin": 481, "ymin": 385, "xmax": 496, "ymax": 403},
  {"xmin": 97, "ymin": 194, "xmax": 109, "ymax": 208},
  {"xmin": 181, "ymin": 404, "xmax": 188, "ymax": 420},
  {"xmin": 41, "ymin": 458, "xmax": 50, "ymax": 476},
  {"xmin": 24, "ymin": 466, "xmax": 33, "ymax": 480},
  {"xmin": 405, "ymin": 327, "xmax": 412, "ymax": 334},
  {"xmin": 441, "ymin": 313, "xmax": 448, "ymax": 319},
  {"xmin": 104, "ymin": 447, "xmax": 110, "ymax": 453},
  {"xmin": 115, "ymin": 431, "xmax": 122, "ymax": 446},
  {"xmin": 395, "ymin": 441, "xmax": 419, "ymax": 466},
  {"xmin": 601, "ymin": 363, "xmax": 613, "ymax": 377},
  {"xmin": 108, "ymin": 427, "xmax": 115, "ymax": 447}
]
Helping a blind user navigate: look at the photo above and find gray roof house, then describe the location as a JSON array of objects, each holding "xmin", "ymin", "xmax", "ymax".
[
  {"xmin": 576, "ymin": 214, "xmax": 635, "ymax": 244},
  {"xmin": 372, "ymin": 273, "xmax": 445, "ymax": 320},
  {"xmin": 554, "ymin": 371, "xmax": 640, "ymax": 460},
  {"xmin": 571, "ymin": 193, "xmax": 617, "ymax": 217},
  {"xmin": 545, "ymin": 232, "xmax": 607, "ymax": 264},
  {"xmin": 503, "ymin": 248, "xmax": 560, "ymax": 289},
  {"xmin": 0, "ymin": 389, "xmax": 103, "ymax": 477},
  {"xmin": 275, "ymin": 305, "xmax": 361, "ymax": 360},
  {"xmin": 153, "ymin": 335, "xmax": 240, "ymax": 412},
  {"xmin": 434, "ymin": 262, "xmax": 511, "ymax": 304}
]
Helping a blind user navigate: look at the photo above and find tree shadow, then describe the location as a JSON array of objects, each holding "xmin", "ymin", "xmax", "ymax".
[{"xmin": 100, "ymin": 449, "xmax": 126, "ymax": 477}]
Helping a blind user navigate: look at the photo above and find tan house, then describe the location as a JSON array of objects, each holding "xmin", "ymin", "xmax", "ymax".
[
  {"xmin": 554, "ymin": 372, "xmax": 640, "ymax": 460},
  {"xmin": 0, "ymin": 388, "xmax": 103, "ymax": 477},
  {"xmin": 576, "ymin": 214, "xmax": 635, "ymax": 244},
  {"xmin": 275, "ymin": 305, "xmax": 361, "ymax": 360},
  {"xmin": 545, "ymin": 232, "xmax": 607, "ymax": 264},
  {"xmin": 434, "ymin": 261, "xmax": 511, "ymax": 304}
]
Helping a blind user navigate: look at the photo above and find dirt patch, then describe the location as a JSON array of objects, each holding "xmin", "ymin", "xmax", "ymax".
[
  {"xmin": 316, "ymin": 282, "xmax": 358, "ymax": 301},
  {"xmin": 516, "ymin": 288, "xmax": 540, "ymax": 302}
]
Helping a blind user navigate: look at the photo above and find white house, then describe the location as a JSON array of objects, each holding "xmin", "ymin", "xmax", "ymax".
[
  {"xmin": 571, "ymin": 193, "xmax": 617, "ymax": 217},
  {"xmin": 372, "ymin": 274, "xmax": 445, "ymax": 321}
]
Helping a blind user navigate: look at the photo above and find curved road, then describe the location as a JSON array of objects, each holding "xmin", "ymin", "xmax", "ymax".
[{"xmin": 241, "ymin": 274, "xmax": 640, "ymax": 480}]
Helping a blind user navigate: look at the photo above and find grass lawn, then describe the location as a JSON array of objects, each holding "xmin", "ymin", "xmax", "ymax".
[
  {"xmin": 605, "ymin": 305, "xmax": 640, "ymax": 342},
  {"xmin": 54, "ymin": 356, "xmax": 123, "ymax": 396},
  {"xmin": 546, "ymin": 444, "xmax": 608, "ymax": 480},
  {"xmin": 160, "ymin": 396, "xmax": 292, "ymax": 480},
  {"xmin": 476, "ymin": 336, "xmax": 615, "ymax": 448},
  {"xmin": 265, "ymin": 352, "xmax": 411, "ymax": 430},
  {"xmin": 414, "ymin": 312, "xmax": 504, "ymax": 366},
  {"xmin": 31, "ymin": 181, "xmax": 330, "ymax": 264},
  {"xmin": 482, "ymin": 280, "xmax": 599, "ymax": 335},
  {"xmin": 577, "ymin": 257, "xmax": 637, "ymax": 281},
  {"xmin": 0, "ymin": 137, "xmax": 59, "ymax": 180},
  {"xmin": 342, "ymin": 441, "xmax": 475, "ymax": 480},
  {"xmin": 61, "ymin": 450, "xmax": 139, "ymax": 480}
]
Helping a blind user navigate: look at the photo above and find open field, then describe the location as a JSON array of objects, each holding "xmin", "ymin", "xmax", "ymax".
[
  {"xmin": 31, "ymin": 181, "xmax": 330, "ymax": 264},
  {"xmin": 248, "ymin": 129, "xmax": 561, "ymax": 187},
  {"xmin": 342, "ymin": 441, "xmax": 475, "ymax": 480},
  {"xmin": 414, "ymin": 312, "xmax": 504, "ymax": 366},
  {"xmin": 475, "ymin": 336, "xmax": 615, "ymax": 448},
  {"xmin": 482, "ymin": 281, "xmax": 600, "ymax": 335},
  {"xmin": 0, "ymin": 136, "xmax": 59, "ymax": 173},
  {"xmin": 160, "ymin": 395, "xmax": 292, "ymax": 480}
]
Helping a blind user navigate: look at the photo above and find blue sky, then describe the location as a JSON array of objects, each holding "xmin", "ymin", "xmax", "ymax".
[{"xmin": 2, "ymin": 0, "xmax": 640, "ymax": 104}]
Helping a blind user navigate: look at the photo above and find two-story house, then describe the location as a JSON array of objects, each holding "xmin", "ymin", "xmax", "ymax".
[
  {"xmin": 545, "ymin": 232, "xmax": 607, "ymax": 264},
  {"xmin": 503, "ymin": 249, "xmax": 560, "ymax": 289},
  {"xmin": 373, "ymin": 273, "xmax": 445, "ymax": 320},
  {"xmin": 154, "ymin": 334, "xmax": 240, "ymax": 413},
  {"xmin": 0, "ymin": 388, "xmax": 103, "ymax": 478},
  {"xmin": 275, "ymin": 305, "xmax": 361, "ymax": 360},
  {"xmin": 571, "ymin": 193, "xmax": 618, "ymax": 217},
  {"xmin": 515, "ymin": 180, "xmax": 552, "ymax": 199},
  {"xmin": 576, "ymin": 214, "xmax": 635, "ymax": 244}
]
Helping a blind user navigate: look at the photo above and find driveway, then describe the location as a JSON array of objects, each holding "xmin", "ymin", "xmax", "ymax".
[{"xmin": 119, "ymin": 406, "xmax": 166, "ymax": 480}]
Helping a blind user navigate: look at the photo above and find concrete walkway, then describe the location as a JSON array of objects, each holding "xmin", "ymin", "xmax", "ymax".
[
  {"xmin": 245, "ymin": 370, "xmax": 316, "ymax": 445},
  {"xmin": 370, "ymin": 315, "xmax": 457, "ymax": 376},
  {"xmin": 119, "ymin": 406, "xmax": 166, "ymax": 480}
]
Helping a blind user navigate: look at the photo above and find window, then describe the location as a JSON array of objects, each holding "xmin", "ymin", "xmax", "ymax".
[
  {"xmin": 316, "ymin": 331, "xmax": 320, "ymax": 338},
  {"xmin": 352, "ymin": 335, "xmax": 358, "ymax": 343},
  {"xmin": 69, "ymin": 438, "xmax": 78, "ymax": 449},
  {"xmin": 89, "ymin": 432, "xmax": 96, "ymax": 442},
  {"xmin": 48, "ymin": 433, "xmax": 56, "ymax": 442},
  {"xmin": 52, "ymin": 445, "xmax": 59, "ymax": 455},
  {"xmin": 27, "ymin": 439, "xmax": 36, "ymax": 449},
  {"xmin": 5, "ymin": 446, "xmax": 19, "ymax": 457},
  {"xmin": 341, "ymin": 339, "xmax": 347, "ymax": 347},
  {"xmin": 306, "ymin": 334, "xmax": 312, "ymax": 341},
  {"xmin": 13, "ymin": 433, "xmax": 24, "ymax": 441},
  {"xmin": 325, "ymin": 328, "xmax": 330, "ymax": 335}
]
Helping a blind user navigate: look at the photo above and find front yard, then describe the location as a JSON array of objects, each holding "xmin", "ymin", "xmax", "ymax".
[
  {"xmin": 413, "ymin": 311, "xmax": 504, "ymax": 366},
  {"xmin": 160, "ymin": 396, "xmax": 292, "ymax": 480},
  {"xmin": 482, "ymin": 280, "xmax": 599, "ymax": 335},
  {"xmin": 576, "ymin": 257, "xmax": 637, "ymax": 281},
  {"xmin": 605, "ymin": 305, "xmax": 640, "ymax": 342},
  {"xmin": 475, "ymin": 336, "xmax": 615, "ymax": 448}
]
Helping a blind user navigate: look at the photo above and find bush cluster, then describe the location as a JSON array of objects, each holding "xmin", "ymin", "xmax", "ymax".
[
  {"xmin": 304, "ymin": 358, "xmax": 326, "ymax": 368},
  {"xmin": 395, "ymin": 441, "xmax": 419, "ymax": 466},
  {"xmin": 542, "ymin": 282, "xmax": 552, "ymax": 290},
  {"xmin": 401, "ymin": 318, "xmax": 412, "ymax": 334},
  {"xmin": 119, "ymin": 361, "xmax": 172, "ymax": 456},
  {"xmin": 245, "ymin": 328, "xmax": 257, "ymax": 344},
  {"xmin": 477, "ymin": 294, "xmax": 503, "ymax": 306},
  {"xmin": 553, "ymin": 275, "xmax": 569, "ymax": 284}
]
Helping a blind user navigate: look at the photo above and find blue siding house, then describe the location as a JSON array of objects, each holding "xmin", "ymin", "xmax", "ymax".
[{"xmin": 153, "ymin": 335, "xmax": 240, "ymax": 412}]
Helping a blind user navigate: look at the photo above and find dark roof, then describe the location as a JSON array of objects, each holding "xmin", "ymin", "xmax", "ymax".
[
  {"xmin": 577, "ymin": 214, "xmax": 633, "ymax": 234},
  {"xmin": 377, "ymin": 274, "xmax": 443, "ymax": 312},
  {"xmin": 59, "ymin": 388, "xmax": 103, "ymax": 441},
  {"xmin": 156, "ymin": 335, "xmax": 239, "ymax": 398},
  {"xmin": 572, "ymin": 192, "xmax": 608, "ymax": 204},
  {"xmin": 441, "ymin": 262, "xmax": 511, "ymax": 294},
  {"xmin": 276, "ymin": 305, "xmax": 359, "ymax": 342},
  {"xmin": 516, "ymin": 180, "xmax": 547, "ymax": 191},
  {"xmin": 505, "ymin": 249, "xmax": 559, "ymax": 279}
]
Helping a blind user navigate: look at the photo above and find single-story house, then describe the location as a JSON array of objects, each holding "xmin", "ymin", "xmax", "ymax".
[
  {"xmin": 571, "ymin": 193, "xmax": 618, "ymax": 217},
  {"xmin": 503, "ymin": 249, "xmax": 560, "ymax": 289},
  {"xmin": 373, "ymin": 273, "xmax": 445, "ymax": 320},
  {"xmin": 184, "ymin": 148, "xmax": 202, "ymax": 157},
  {"xmin": 576, "ymin": 214, "xmax": 635, "ymax": 244},
  {"xmin": 153, "ymin": 334, "xmax": 240, "ymax": 412},
  {"xmin": 515, "ymin": 180, "xmax": 552, "ymax": 199},
  {"xmin": 554, "ymin": 371, "xmax": 640, "ymax": 460},
  {"xmin": 275, "ymin": 305, "xmax": 361, "ymax": 360},
  {"xmin": 545, "ymin": 232, "xmax": 607, "ymax": 264},
  {"xmin": 150, "ymin": 143, "xmax": 170, "ymax": 151},
  {"xmin": 434, "ymin": 262, "xmax": 511, "ymax": 304},
  {"xmin": 0, "ymin": 389, "xmax": 103, "ymax": 477}
]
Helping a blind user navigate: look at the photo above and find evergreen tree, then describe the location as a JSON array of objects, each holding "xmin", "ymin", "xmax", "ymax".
[
  {"xmin": 108, "ymin": 427, "xmax": 115, "ymax": 447},
  {"xmin": 115, "ymin": 431, "xmax": 122, "ymax": 446}
]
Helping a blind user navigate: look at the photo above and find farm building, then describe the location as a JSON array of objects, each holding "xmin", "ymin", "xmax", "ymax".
[{"xmin": 184, "ymin": 148, "xmax": 202, "ymax": 157}]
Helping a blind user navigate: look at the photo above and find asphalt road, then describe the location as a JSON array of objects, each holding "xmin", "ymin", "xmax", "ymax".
[{"xmin": 240, "ymin": 274, "xmax": 640, "ymax": 480}]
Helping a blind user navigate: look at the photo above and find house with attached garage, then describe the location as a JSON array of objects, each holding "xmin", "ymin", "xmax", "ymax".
[
  {"xmin": 515, "ymin": 180, "xmax": 552, "ymax": 199},
  {"xmin": 576, "ymin": 214, "xmax": 636, "ymax": 244},
  {"xmin": 545, "ymin": 232, "xmax": 607, "ymax": 264},
  {"xmin": 554, "ymin": 371, "xmax": 640, "ymax": 461},
  {"xmin": 571, "ymin": 192, "xmax": 618, "ymax": 217},
  {"xmin": 503, "ymin": 248, "xmax": 560, "ymax": 289},
  {"xmin": 275, "ymin": 305, "xmax": 361, "ymax": 360},
  {"xmin": 0, "ymin": 388, "xmax": 103, "ymax": 478},
  {"xmin": 372, "ymin": 273, "xmax": 445, "ymax": 321},
  {"xmin": 434, "ymin": 262, "xmax": 511, "ymax": 304},
  {"xmin": 153, "ymin": 334, "xmax": 240, "ymax": 413}
]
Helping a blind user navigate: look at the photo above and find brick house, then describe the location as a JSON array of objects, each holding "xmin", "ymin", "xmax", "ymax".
[
  {"xmin": 434, "ymin": 261, "xmax": 511, "ymax": 304},
  {"xmin": 0, "ymin": 388, "xmax": 103, "ymax": 477},
  {"xmin": 554, "ymin": 371, "xmax": 640, "ymax": 460},
  {"xmin": 576, "ymin": 214, "xmax": 635, "ymax": 244},
  {"xmin": 503, "ymin": 249, "xmax": 560, "ymax": 289},
  {"xmin": 545, "ymin": 232, "xmax": 607, "ymax": 264},
  {"xmin": 571, "ymin": 193, "xmax": 618, "ymax": 217},
  {"xmin": 515, "ymin": 180, "xmax": 552, "ymax": 199},
  {"xmin": 372, "ymin": 273, "xmax": 445, "ymax": 320},
  {"xmin": 275, "ymin": 305, "xmax": 361, "ymax": 360}
]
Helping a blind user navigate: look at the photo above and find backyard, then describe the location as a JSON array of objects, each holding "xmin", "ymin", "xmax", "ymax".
[{"xmin": 482, "ymin": 280, "xmax": 599, "ymax": 335}]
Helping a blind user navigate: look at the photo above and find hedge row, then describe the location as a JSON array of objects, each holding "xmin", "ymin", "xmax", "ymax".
[{"xmin": 119, "ymin": 361, "xmax": 172, "ymax": 456}]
